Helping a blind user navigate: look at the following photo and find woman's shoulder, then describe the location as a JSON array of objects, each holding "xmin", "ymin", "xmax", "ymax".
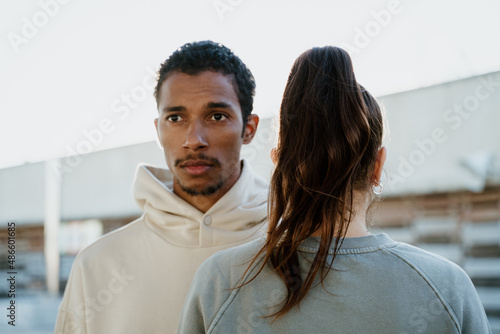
[
  {"xmin": 388, "ymin": 242, "xmax": 466, "ymax": 275},
  {"xmin": 196, "ymin": 237, "xmax": 266, "ymax": 283},
  {"xmin": 386, "ymin": 242, "xmax": 477, "ymax": 296}
]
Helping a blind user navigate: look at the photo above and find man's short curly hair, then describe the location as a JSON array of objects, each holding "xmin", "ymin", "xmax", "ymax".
[{"xmin": 154, "ymin": 40, "xmax": 256, "ymax": 123}]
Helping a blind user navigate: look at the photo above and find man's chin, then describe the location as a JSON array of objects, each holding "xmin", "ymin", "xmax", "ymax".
[{"xmin": 177, "ymin": 179, "xmax": 225, "ymax": 197}]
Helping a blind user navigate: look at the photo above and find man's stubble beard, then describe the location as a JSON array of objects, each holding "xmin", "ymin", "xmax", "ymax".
[{"xmin": 176, "ymin": 177, "xmax": 226, "ymax": 196}]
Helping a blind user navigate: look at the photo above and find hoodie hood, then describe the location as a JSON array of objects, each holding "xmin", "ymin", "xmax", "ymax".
[{"xmin": 133, "ymin": 160, "xmax": 268, "ymax": 248}]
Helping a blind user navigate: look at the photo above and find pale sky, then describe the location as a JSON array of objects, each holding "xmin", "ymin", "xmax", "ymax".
[{"xmin": 1, "ymin": 0, "xmax": 499, "ymax": 169}]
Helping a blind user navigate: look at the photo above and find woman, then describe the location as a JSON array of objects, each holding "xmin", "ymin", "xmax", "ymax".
[{"xmin": 177, "ymin": 46, "xmax": 490, "ymax": 333}]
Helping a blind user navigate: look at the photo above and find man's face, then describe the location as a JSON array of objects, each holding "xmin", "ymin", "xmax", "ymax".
[{"xmin": 155, "ymin": 71, "xmax": 258, "ymax": 203}]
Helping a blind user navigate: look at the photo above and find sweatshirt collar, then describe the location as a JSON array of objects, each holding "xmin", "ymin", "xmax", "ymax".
[{"xmin": 298, "ymin": 233, "xmax": 398, "ymax": 255}]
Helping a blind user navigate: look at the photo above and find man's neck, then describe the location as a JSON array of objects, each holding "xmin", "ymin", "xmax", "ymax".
[{"xmin": 185, "ymin": 193, "xmax": 221, "ymax": 214}]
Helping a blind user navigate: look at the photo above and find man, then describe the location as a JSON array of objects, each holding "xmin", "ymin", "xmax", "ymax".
[{"xmin": 55, "ymin": 41, "xmax": 267, "ymax": 333}]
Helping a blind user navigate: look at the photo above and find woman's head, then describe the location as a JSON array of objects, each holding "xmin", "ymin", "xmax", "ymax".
[
  {"xmin": 250, "ymin": 46, "xmax": 385, "ymax": 318},
  {"xmin": 275, "ymin": 46, "xmax": 383, "ymax": 201}
]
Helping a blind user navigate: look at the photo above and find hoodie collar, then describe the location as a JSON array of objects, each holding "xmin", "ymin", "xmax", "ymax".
[{"xmin": 133, "ymin": 160, "xmax": 268, "ymax": 248}]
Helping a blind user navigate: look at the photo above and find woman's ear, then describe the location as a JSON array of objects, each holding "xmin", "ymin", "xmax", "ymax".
[{"xmin": 372, "ymin": 147, "xmax": 387, "ymax": 183}]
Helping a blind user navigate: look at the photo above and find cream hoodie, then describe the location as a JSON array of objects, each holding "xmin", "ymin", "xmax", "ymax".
[{"xmin": 55, "ymin": 161, "xmax": 268, "ymax": 334}]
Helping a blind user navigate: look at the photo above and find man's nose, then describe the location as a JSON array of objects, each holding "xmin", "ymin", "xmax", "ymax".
[{"xmin": 183, "ymin": 121, "xmax": 208, "ymax": 151}]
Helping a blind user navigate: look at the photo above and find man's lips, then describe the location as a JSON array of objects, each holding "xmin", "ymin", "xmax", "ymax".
[{"xmin": 180, "ymin": 160, "xmax": 214, "ymax": 175}]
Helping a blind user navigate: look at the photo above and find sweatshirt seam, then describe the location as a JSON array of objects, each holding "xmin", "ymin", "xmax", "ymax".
[
  {"xmin": 54, "ymin": 308, "xmax": 82, "ymax": 334},
  {"xmin": 297, "ymin": 241, "xmax": 399, "ymax": 255},
  {"xmin": 57, "ymin": 307, "xmax": 80, "ymax": 321},
  {"xmin": 385, "ymin": 246, "xmax": 461, "ymax": 333}
]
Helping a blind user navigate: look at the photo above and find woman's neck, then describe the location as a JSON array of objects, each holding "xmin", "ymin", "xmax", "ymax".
[{"xmin": 310, "ymin": 191, "xmax": 372, "ymax": 238}]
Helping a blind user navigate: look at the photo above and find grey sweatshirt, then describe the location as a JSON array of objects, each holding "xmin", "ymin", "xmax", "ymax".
[{"xmin": 178, "ymin": 233, "xmax": 491, "ymax": 333}]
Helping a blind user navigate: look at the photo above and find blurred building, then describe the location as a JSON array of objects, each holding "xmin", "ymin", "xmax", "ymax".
[{"xmin": 1, "ymin": 71, "xmax": 499, "ymax": 331}]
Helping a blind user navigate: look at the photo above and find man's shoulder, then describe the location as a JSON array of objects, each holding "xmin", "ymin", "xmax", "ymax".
[{"xmin": 74, "ymin": 217, "xmax": 146, "ymax": 262}]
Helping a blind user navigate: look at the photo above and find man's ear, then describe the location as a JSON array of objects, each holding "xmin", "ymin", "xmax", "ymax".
[
  {"xmin": 271, "ymin": 147, "xmax": 277, "ymax": 165},
  {"xmin": 154, "ymin": 118, "xmax": 163, "ymax": 148},
  {"xmin": 242, "ymin": 114, "xmax": 259, "ymax": 144}
]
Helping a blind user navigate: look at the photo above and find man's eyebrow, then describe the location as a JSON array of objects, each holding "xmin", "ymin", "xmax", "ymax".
[
  {"xmin": 162, "ymin": 106, "xmax": 186, "ymax": 113},
  {"xmin": 206, "ymin": 102, "xmax": 231, "ymax": 109},
  {"xmin": 161, "ymin": 102, "xmax": 233, "ymax": 113}
]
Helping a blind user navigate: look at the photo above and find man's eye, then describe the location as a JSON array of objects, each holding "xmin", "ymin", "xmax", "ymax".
[
  {"xmin": 167, "ymin": 115, "xmax": 182, "ymax": 122},
  {"xmin": 210, "ymin": 113, "xmax": 228, "ymax": 121}
]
